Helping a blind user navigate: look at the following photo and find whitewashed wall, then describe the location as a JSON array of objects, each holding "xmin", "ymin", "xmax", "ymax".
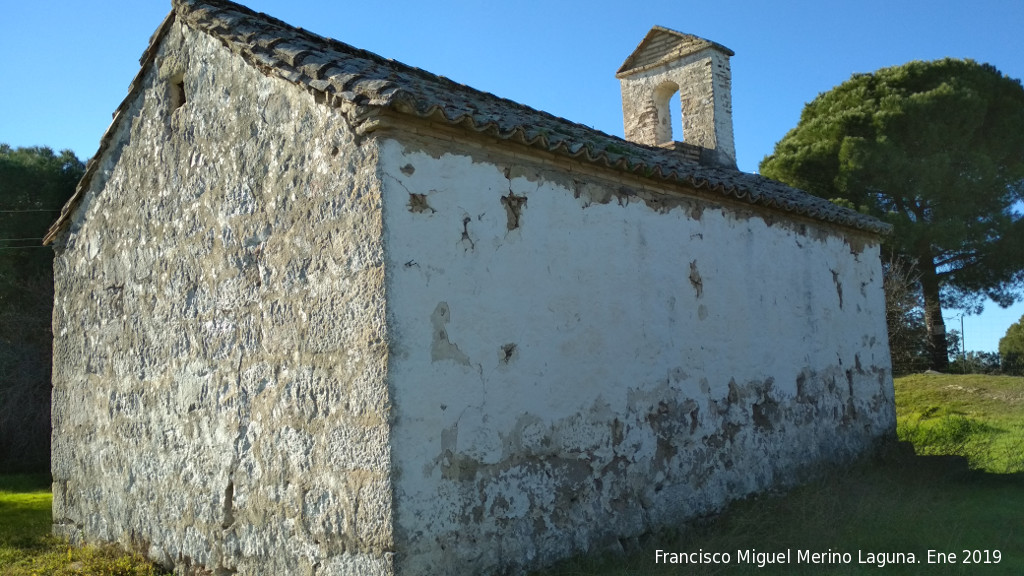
[{"xmin": 381, "ymin": 137, "xmax": 894, "ymax": 575}]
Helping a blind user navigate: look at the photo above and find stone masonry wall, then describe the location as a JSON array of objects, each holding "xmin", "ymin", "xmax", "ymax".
[
  {"xmin": 51, "ymin": 22, "xmax": 393, "ymax": 575},
  {"xmin": 380, "ymin": 131, "xmax": 894, "ymax": 575}
]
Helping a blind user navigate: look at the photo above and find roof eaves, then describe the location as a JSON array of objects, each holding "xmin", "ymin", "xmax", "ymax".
[
  {"xmin": 375, "ymin": 104, "xmax": 890, "ymax": 235},
  {"xmin": 45, "ymin": 0, "xmax": 890, "ymax": 244}
]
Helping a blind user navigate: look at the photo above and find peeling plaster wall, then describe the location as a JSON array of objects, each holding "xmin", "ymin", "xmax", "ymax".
[
  {"xmin": 381, "ymin": 137, "xmax": 894, "ymax": 575},
  {"xmin": 51, "ymin": 23, "xmax": 393, "ymax": 576}
]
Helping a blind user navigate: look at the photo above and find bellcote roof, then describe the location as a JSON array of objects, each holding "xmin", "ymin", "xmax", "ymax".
[
  {"xmin": 44, "ymin": 0, "xmax": 889, "ymax": 244},
  {"xmin": 616, "ymin": 26, "xmax": 734, "ymax": 78}
]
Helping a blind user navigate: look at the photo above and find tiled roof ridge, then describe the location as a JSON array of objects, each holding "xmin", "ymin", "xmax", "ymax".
[
  {"xmin": 177, "ymin": 0, "xmax": 890, "ymax": 235},
  {"xmin": 617, "ymin": 26, "xmax": 735, "ymax": 78},
  {"xmin": 648, "ymin": 25, "xmax": 735, "ymax": 57},
  {"xmin": 173, "ymin": 0, "xmax": 604, "ymax": 136},
  {"xmin": 44, "ymin": 0, "xmax": 890, "ymax": 244}
]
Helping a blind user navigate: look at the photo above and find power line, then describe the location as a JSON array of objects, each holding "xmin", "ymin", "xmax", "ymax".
[
  {"xmin": 0, "ymin": 209, "xmax": 60, "ymax": 213},
  {"xmin": 0, "ymin": 238, "xmax": 46, "ymax": 242}
]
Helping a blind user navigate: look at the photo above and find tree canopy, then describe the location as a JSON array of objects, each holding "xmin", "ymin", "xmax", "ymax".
[
  {"xmin": 760, "ymin": 59, "xmax": 1024, "ymax": 371},
  {"xmin": 999, "ymin": 314, "xmax": 1024, "ymax": 375},
  {"xmin": 0, "ymin": 144, "xmax": 83, "ymax": 472}
]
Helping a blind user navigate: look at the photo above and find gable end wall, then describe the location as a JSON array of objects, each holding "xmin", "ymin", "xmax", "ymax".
[{"xmin": 51, "ymin": 21, "xmax": 394, "ymax": 576}]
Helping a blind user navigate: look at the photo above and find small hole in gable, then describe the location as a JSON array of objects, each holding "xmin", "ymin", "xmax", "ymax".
[{"xmin": 169, "ymin": 73, "xmax": 186, "ymax": 112}]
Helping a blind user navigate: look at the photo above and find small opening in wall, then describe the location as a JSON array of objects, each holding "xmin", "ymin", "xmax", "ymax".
[
  {"xmin": 653, "ymin": 81, "xmax": 680, "ymax": 144},
  {"xmin": 170, "ymin": 73, "xmax": 186, "ymax": 112},
  {"xmin": 501, "ymin": 192, "xmax": 527, "ymax": 230}
]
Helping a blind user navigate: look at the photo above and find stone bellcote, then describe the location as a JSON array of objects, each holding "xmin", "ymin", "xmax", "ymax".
[{"xmin": 617, "ymin": 26, "xmax": 736, "ymax": 168}]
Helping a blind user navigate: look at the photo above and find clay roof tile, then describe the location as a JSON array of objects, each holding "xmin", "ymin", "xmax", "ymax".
[{"xmin": 42, "ymin": 0, "xmax": 890, "ymax": 245}]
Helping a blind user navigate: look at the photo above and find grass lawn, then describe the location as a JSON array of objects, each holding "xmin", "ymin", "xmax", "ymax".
[
  {"xmin": 1, "ymin": 373, "xmax": 1021, "ymax": 575},
  {"xmin": 0, "ymin": 474, "xmax": 52, "ymax": 569},
  {"xmin": 0, "ymin": 475, "xmax": 169, "ymax": 576},
  {"xmin": 895, "ymin": 373, "xmax": 1024, "ymax": 473}
]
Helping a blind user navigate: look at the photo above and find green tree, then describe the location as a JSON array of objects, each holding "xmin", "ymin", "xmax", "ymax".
[
  {"xmin": 760, "ymin": 59, "xmax": 1024, "ymax": 371},
  {"xmin": 0, "ymin": 144, "xmax": 83, "ymax": 472},
  {"xmin": 1000, "ymin": 314, "xmax": 1024, "ymax": 375}
]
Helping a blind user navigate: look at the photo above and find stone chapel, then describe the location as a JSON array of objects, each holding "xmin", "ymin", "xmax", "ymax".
[{"xmin": 46, "ymin": 1, "xmax": 894, "ymax": 574}]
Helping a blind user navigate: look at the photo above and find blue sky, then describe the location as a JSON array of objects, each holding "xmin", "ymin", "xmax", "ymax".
[{"xmin": 2, "ymin": 0, "xmax": 1022, "ymax": 354}]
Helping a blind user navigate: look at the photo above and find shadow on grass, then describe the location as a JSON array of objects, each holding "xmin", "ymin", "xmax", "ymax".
[
  {"xmin": 0, "ymin": 476, "xmax": 53, "ymax": 559},
  {"xmin": 532, "ymin": 446, "xmax": 1024, "ymax": 575},
  {"xmin": 0, "ymin": 473, "xmax": 51, "ymax": 493},
  {"xmin": 2, "ymin": 453, "xmax": 1019, "ymax": 575},
  {"xmin": 898, "ymin": 413, "xmax": 1024, "ymax": 473}
]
